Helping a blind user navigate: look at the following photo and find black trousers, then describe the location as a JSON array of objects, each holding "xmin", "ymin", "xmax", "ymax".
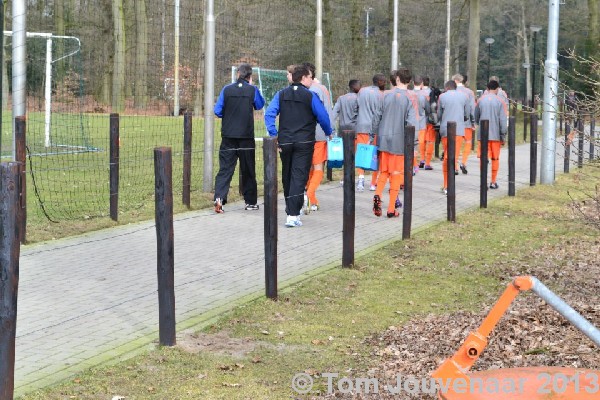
[
  {"xmin": 214, "ymin": 137, "xmax": 257, "ymax": 205},
  {"xmin": 279, "ymin": 141, "xmax": 314, "ymax": 216}
]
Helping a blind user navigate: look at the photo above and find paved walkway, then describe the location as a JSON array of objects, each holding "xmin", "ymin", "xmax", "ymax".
[{"xmin": 13, "ymin": 137, "xmax": 587, "ymax": 395}]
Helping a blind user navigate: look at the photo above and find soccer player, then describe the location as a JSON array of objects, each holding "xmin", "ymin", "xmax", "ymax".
[
  {"xmin": 332, "ymin": 79, "xmax": 361, "ymax": 132},
  {"xmin": 438, "ymin": 80, "xmax": 469, "ymax": 195},
  {"xmin": 213, "ymin": 63, "xmax": 265, "ymax": 213},
  {"xmin": 475, "ymin": 79, "xmax": 507, "ymax": 189},
  {"xmin": 371, "ymin": 68, "xmax": 417, "ymax": 218},
  {"xmin": 303, "ymin": 62, "xmax": 334, "ymax": 213},
  {"xmin": 454, "ymin": 74, "xmax": 476, "ymax": 174},
  {"xmin": 355, "ymin": 74, "xmax": 386, "ymax": 192},
  {"xmin": 413, "ymin": 75, "xmax": 431, "ymax": 173},
  {"xmin": 264, "ymin": 65, "xmax": 333, "ymax": 227}
]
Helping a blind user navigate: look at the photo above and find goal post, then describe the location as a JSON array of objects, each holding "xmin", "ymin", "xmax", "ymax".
[{"xmin": 3, "ymin": 31, "xmax": 95, "ymax": 155}]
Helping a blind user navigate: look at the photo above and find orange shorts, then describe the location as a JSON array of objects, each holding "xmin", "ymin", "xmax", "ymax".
[
  {"xmin": 477, "ymin": 141, "xmax": 502, "ymax": 160},
  {"xmin": 356, "ymin": 132, "xmax": 376, "ymax": 146},
  {"xmin": 379, "ymin": 152, "xmax": 404, "ymax": 173},
  {"xmin": 425, "ymin": 124, "xmax": 436, "ymax": 142},
  {"xmin": 464, "ymin": 127, "xmax": 473, "ymax": 142},
  {"xmin": 312, "ymin": 141, "xmax": 327, "ymax": 164}
]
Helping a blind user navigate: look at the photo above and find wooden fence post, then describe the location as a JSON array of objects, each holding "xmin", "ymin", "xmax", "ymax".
[
  {"xmin": 263, "ymin": 137, "xmax": 278, "ymax": 299},
  {"xmin": 109, "ymin": 113, "xmax": 120, "ymax": 221},
  {"xmin": 0, "ymin": 162, "xmax": 21, "ymax": 400},
  {"xmin": 446, "ymin": 122, "xmax": 456, "ymax": 222},
  {"xmin": 402, "ymin": 126, "xmax": 414, "ymax": 239},
  {"xmin": 15, "ymin": 117, "xmax": 26, "ymax": 243},
  {"xmin": 590, "ymin": 116, "xmax": 596, "ymax": 160},
  {"xmin": 480, "ymin": 120, "xmax": 489, "ymax": 208},
  {"xmin": 154, "ymin": 147, "xmax": 176, "ymax": 346},
  {"xmin": 342, "ymin": 130, "xmax": 355, "ymax": 267},
  {"xmin": 578, "ymin": 117, "xmax": 584, "ymax": 169},
  {"xmin": 508, "ymin": 116, "xmax": 516, "ymax": 196},
  {"xmin": 183, "ymin": 112, "xmax": 192, "ymax": 208},
  {"xmin": 530, "ymin": 114, "xmax": 538, "ymax": 186}
]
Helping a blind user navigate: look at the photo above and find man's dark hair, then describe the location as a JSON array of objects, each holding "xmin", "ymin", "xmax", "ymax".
[
  {"xmin": 292, "ymin": 65, "xmax": 311, "ymax": 83},
  {"xmin": 422, "ymin": 76, "xmax": 430, "ymax": 86},
  {"xmin": 487, "ymin": 80, "xmax": 500, "ymax": 90},
  {"xmin": 445, "ymin": 80, "xmax": 457, "ymax": 90},
  {"xmin": 389, "ymin": 70, "xmax": 397, "ymax": 86},
  {"xmin": 302, "ymin": 62, "xmax": 316, "ymax": 78},
  {"xmin": 462, "ymin": 74, "xmax": 468, "ymax": 84},
  {"xmin": 237, "ymin": 63, "xmax": 253, "ymax": 80},
  {"xmin": 349, "ymin": 79, "xmax": 361, "ymax": 92},
  {"xmin": 413, "ymin": 75, "xmax": 423, "ymax": 85},
  {"xmin": 373, "ymin": 74, "xmax": 386, "ymax": 85},
  {"xmin": 396, "ymin": 68, "xmax": 412, "ymax": 85}
]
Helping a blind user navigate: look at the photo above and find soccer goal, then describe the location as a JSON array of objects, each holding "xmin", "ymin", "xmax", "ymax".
[
  {"xmin": 3, "ymin": 31, "xmax": 97, "ymax": 156},
  {"xmin": 229, "ymin": 66, "xmax": 333, "ymax": 106}
]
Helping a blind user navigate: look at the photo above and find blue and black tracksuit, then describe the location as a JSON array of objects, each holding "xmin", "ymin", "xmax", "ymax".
[
  {"xmin": 264, "ymin": 83, "xmax": 332, "ymax": 216},
  {"xmin": 213, "ymin": 78, "xmax": 265, "ymax": 205}
]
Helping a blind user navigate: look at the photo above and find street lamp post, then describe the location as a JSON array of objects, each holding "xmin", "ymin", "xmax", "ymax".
[
  {"xmin": 530, "ymin": 25, "xmax": 542, "ymax": 109},
  {"xmin": 364, "ymin": 7, "xmax": 374, "ymax": 46},
  {"xmin": 522, "ymin": 63, "xmax": 530, "ymax": 101},
  {"xmin": 484, "ymin": 37, "xmax": 495, "ymax": 83}
]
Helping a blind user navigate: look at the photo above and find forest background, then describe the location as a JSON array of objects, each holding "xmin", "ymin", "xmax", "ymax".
[{"xmin": 4, "ymin": 0, "xmax": 598, "ymax": 116}]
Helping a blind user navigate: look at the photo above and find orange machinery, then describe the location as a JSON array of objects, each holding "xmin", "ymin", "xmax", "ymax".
[{"xmin": 432, "ymin": 276, "xmax": 600, "ymax": 399}]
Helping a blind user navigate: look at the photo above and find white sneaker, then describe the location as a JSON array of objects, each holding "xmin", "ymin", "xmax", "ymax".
[
  {"xmin": 285, "ymin": 216, "xmax": 303, "ymax": 227},
  {"xmin": 357, "ymin": 177, "xmax": 365, "ymax": 192},
  {"xmin": 310, "ymin": 204, "xmax": 319, "ymax": 212},
  {"xmin": 369, "ymin": 184, "xmax": 376, "ymax": 191}
]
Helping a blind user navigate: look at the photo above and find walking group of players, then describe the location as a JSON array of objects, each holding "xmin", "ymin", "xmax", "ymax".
[{"xmin": 213, "ymin": 62, "xmax": 509, "ymax": 227}]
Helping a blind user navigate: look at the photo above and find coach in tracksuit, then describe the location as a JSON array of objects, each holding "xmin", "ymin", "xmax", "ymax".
[
  {"xmin": 264, "ymin": 65, "xmax": 333, "ymax": 227},
  {"xmin": 475, "ymin": 79, "xmax": 507, "ymax": 189},
  {"xmin": 213, "ymin": 63, "xmax": 265, "ymax": 213},
  {"xmin": 371, "ymin": 68, "xmax": 417, "ymax": 218},
  {"xmin": 438, "ymin": 80, "xmax": 469, "ymax": 194}
]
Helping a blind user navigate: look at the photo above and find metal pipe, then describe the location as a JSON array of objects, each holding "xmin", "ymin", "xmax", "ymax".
[
  {"xmin": 44, "ymin": 37, "xmax": 52, "ymax": 147},
  {"xmin": 541, "ymin": 1, "xmax": 560, "ymax": 184},
  {"xmin": 203, "ymin": 0, "xmax": 215, "ymax": 192},
  {"xmin": 444, "ymin": 0, "xmax": 450, "ymax": 82},
  {"xmin": 531, "ymin": 277, "xmax": 600, "ymax": 348},
  {"xmin": 12, "ymin": 0, "xmax": 26, "ymax": 160},
  {"xmin": 173, "ymin": 0, "xmax": 180, "ymax": 116},
  {"xmin": 391, "ymin": 0, "xmax": 398, "ymax": 70},
  {"xmin": 315, "ymin": 0, "xmax": 323, "ymax": 80}
]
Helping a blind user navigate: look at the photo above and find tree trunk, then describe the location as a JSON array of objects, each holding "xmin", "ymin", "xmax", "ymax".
[
  {"xmin": 54, "ymin": 0, "xmax": 66, "ymax": 82},
  {"xmin": 351, "ymin": 1, "xmax": 361, "ymax": 67},
  {"xmin": 194, "ymin": 0, "xmax": 206, "ymax": 116},
  {"xmin": 134, "ymin": 0, "xmax": 148, "ymax": 108},
  {"xmin": 112, "ymin": 0, "xmax": 126, "ymax": 112},
  {"xmin": 589, "ymin": 0, "xmax": 599, "ymax": 55},
  {"xmin": 2, "ymin": 0, "xmax": 8, "ymax": 109},
  {"xmin": 522, "ymin": 4, "xmax": 531, "ymax": 104},
  {"xmin": 466, "ymin": 0, "xmax": 480, "ymax": 90}
]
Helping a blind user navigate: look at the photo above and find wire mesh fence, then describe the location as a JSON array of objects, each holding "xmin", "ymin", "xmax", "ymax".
[{"xmin": 0, "ymin": 0, "xmax": 597, "ymax": 226}]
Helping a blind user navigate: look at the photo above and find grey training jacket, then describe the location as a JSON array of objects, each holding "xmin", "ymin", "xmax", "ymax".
[{"xmin": 371, "ymin": 88, "xmax": 417, "ymax": 155}]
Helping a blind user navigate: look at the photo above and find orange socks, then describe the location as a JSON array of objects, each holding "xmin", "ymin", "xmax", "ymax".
[
  {"xmin": 388, "ymin": 174, "xmax": 402, "ymax": 213},
  {"xmin": 375, "ymin": 171, "xmax": 389, "ymax": 198},
  {"xmin": 307, "ymin": 169, "xmax": 323, "ymax": 205}
]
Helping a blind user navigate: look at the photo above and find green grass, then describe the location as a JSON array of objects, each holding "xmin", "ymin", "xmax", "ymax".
[
  {"xmin": 0, "ymin": 107, "xmax": 554, "ymax": 243},
  {"xmin": 19, "ymin": 166, "xmax": 600, "ymax": 399}
]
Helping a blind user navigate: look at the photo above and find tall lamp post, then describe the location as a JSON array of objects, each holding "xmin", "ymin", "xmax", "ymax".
[
  {"xmin": 484, "ymin": 37, "xmax": 495, "ymax": 83},
  {"xmin": 530, "ymin": 25, "xmax": 542, "ymax": 108},
  {"xmin": 364, "ymin": 6, "xmax": 374, "ymax": 46},
  {"xmin": 522, "ymin": 63, "xmax": 530, "ymax": 101}
]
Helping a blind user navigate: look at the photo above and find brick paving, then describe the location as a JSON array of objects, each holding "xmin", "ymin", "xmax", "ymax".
[{"xmin": 14, "ymin": 138, "xmax": 584, "ymax": 395}]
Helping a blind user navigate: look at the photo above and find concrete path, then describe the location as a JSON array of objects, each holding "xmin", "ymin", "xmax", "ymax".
[{"xmin": 13, "ymin": 136, "xmax": 589, "ymax": 395}]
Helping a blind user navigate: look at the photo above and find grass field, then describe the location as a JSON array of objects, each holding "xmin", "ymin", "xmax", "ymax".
[
  {"xmin": 19, "ymin": 164, "xmax": 599, "ymax": 400},
  {"xmin": 2, "ymin": 109, "xmax": 535, "ymax": 243}
]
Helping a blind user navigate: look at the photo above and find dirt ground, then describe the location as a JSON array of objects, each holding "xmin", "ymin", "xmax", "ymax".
[{"xmin": 322, "ymin": 237, "xmax": 600, "ymax": 399}]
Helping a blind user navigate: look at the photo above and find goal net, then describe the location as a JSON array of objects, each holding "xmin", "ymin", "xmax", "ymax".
[
  {"xmin": 229, "ymin": 66, "xmax": 333, "ymax": 136},
  {"xmin": 2, "ymin": 32, "xmax": 97, "ymax": 157}
]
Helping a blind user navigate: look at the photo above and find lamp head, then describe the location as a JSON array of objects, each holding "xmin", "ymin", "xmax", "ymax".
[
  {"xmin": 485, "ymin": 37, "xmax": 495, "ymax": 45},
  {"xmin": 530, "ymin": 25, "xmax": 542, "ymax": 33}
]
